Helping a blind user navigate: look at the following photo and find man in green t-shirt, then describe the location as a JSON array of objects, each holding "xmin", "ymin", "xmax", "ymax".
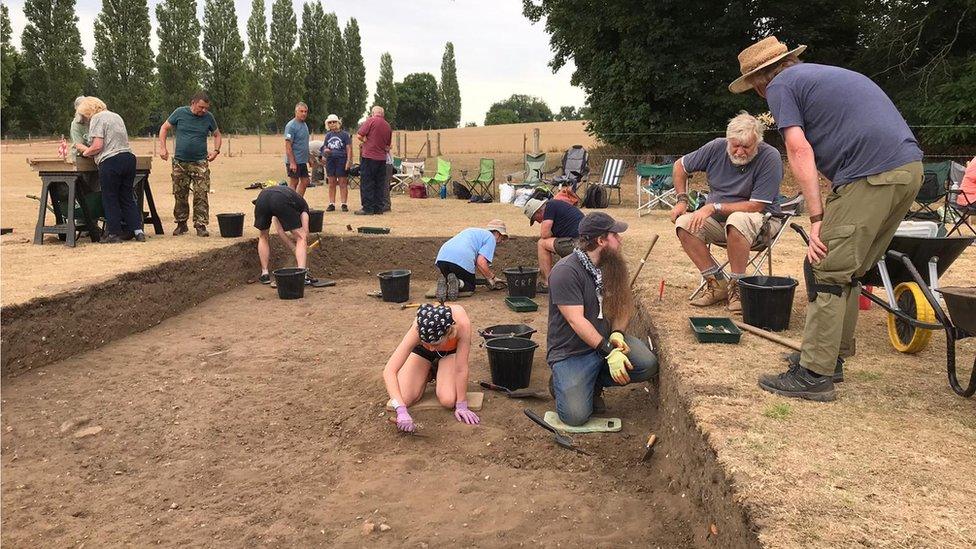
[{"xmin": 158, "ymin": 91, "xmax": 222, "ymax": 237}]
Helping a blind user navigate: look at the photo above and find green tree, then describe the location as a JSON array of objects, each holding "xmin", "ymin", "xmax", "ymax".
[
  {"xmin": 373, "ymin": 52, "xmax": 397, "ymax": 125},
  {"xmin": 485, "ymin": 94, "xmax": 552, "ymax": 124},
  {"xmin": 93, "ymin": 0, "xmax": 154, "ymax": 132},
  {"xmin": 1, "ymin": 4, "xmax": 16, "ymax": 110},
  {"xmin": 202, "ymin": 0, "xmax": 246, "ymax": 130},
  {"xmin": 323, "ymin": 12, "xmax": 348, "ymax": 123},
  {"xmin": 20, "ymin": 0, "xmax": 87, "ymax": 133},
  {"xmin": 244, "ymin": 0, "xmax": 273, "ymax": 131},
  {"xmin": 484, "ymin": 108, "xmax": 519, "ymax": 126},
  {"xmin": 436, "ymin": 42, "xmax": 461, "ymax": 128},
  {"xmin": 299, "ymin": 2, "xmax": 330, "ymax": 129},
  {"xmin": 394, "ymin": 72, "xmax": 438, "ymax": 130},
  {"xmin": 155, "ymin": 0, "xmax": 203, "ymax": 114},
  {"xmin": 343, "ymin": 18, "xmax": 367, "ymax": 127},
  {"xmin": 269, "ymin": 0, "xmax": 304, "ymax": 129}
]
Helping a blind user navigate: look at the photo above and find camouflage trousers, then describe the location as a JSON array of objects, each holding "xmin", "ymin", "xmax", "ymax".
[{"xmin": 172, "ymin": 160, "xmax": 211, "ymax": 226}]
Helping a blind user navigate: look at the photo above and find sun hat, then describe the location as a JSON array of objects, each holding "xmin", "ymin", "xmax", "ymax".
[
  {"xmin": 486, "ymin": 219, "xmax": 509, "ymax": 238},
  {"xmin": 578, "ymin": 212, "xmax": 628, "ymax": 239},
  {"xmin": 523, "ymin": 198, "xmax": 546, "ymax": 225},
  {"xmin": 416, "ymin": 304, "xmax": 455, "ymax": 344},
  {"xmin": 729, "ymin": 36, "xmax": 806, "ymax": 94},
  {"xmin": 326, "ymin": 114, "xmax": 340, "ymax": 123}
]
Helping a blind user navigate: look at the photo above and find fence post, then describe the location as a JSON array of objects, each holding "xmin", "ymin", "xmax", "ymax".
[
  {"xmin": 523, "ymin": 134, "xmax": 527, "ymax": 156},
  {"xmin": 426, "ymin": 132, "xmax": 431, "ymax": 158},
  {"xmin": 404, "ymin": 134, "xmax": 408, "ymax": 158},
  {"xmin": 258, "ymin": 130, "xmax": 262, "ymax": 154},
  {"xmin": 533, "ymin": 128, "xmax": 540, "ymax": 154},
  {"xmin": 396, "ymin": 132, "xmax": 401, "ymax": 156},
  {"xmin": 227, "ymin": 135, "xmax": 232, "ymax": 157},
  {"xmin": 436, "ymin": 132, "xmax": 441, "ymax": 156}
]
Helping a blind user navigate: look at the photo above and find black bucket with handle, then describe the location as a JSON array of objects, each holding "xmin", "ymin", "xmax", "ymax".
[
  {"xmin": 503, "ymin": 266, "xmax": 540, "ymax": 298},
  {"xmin": 216, "ymin": 213, "xmax": 245, "ymax": 237},
  {"xmin": 377, "ymin": 269, "xmax": 411, "ymax": 303},
  {"xmin": 485, "ymin": 336, "xmax": 538, "ymax": 390},
  {"xmin": 308, "ymin": 209, "xmax": 324, "ymax": 233},
  {"xmin": 739, "ymin": 276, "xmax": 798, "ymax": 332},
  {"xmin": 273, "ymin": 267, "xmax": 307, "ymax": 300}
]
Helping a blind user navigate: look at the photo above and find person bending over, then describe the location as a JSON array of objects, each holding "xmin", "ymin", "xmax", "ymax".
[
  {"xmin": 253, "ymin": 185, "xmax": 317, "ymax": 285},
  {"xmin": 383, "ymin": 303, "xmax": 480, "ymax": 432},
  {"xmin": 433, "ymin": 219, "xmax": 509, "ymax": 301},
  {"xmin": 523, "ymin": 197, "xmax": 583, "ymax": 293},
  {"xmin": 547, "ymin": 212, "xmax": 659, "ymax": 426}
]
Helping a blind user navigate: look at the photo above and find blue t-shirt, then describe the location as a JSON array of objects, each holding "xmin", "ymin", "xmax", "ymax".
[
  {"xmin": 323, "ymin": 130, "xmax": 352, "ymax": 158},
  {"xmin": 284, "ymin": 118, "xmax": 310, "ymax": 164},
  {"xmin": 435, "ymin": 228, "xmax": 497, "ymax": 274},
  {"xmin": 543, "ymin": 199, "xmax": 584, "ymax": 238},
  {"xmin": 681, "ymin": 138, "xmax": 783, "ymax": 213},
  {"xmin": 766, "ymin": 63, "xmax": 922, "ymax": 188}
]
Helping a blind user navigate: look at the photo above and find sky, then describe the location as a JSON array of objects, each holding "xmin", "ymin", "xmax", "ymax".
[{"xmin": 4, "ymin": 0, "xmax": 587, "ymax": 125}]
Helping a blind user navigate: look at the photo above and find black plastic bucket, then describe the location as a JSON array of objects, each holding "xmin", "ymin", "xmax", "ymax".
[
  {"xmin": 739, "ymin": 275, "xmax": 798, "ymax": 332},
  {"xmin": 479, "ymin": 324, "xmax": 537, "ymax": 341},
  {"xmin": 485, "ymin": 336, "xmax": 538, "ymax": 390},
  {"xmin": 377, "ymin": 269, "xmax": 411, "ymax": 303},
  {"xmin": 273, "ymin": 267, "xmax": 307, "ymax": 300},
  {"xmin": 216, "ymin": 212, "xmax": 244, "ymax": 238},
  {"xmin": 308, "ymin": 209, "xmax": 324, "ymax": 233},
  {"xmin": 503, "ymin": 266, "xmax": 540, "ymax": 298}
]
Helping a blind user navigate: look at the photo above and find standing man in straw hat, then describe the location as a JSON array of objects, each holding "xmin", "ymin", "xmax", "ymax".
[
  {"xmin": 432, "ymin": 220, "xmax": 509, "ymax": 301},
  {"xmin": 730, "ymin": 37, "xmax": 923, "ymax": 401}
]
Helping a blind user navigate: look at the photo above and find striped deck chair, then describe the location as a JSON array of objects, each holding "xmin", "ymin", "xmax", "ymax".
[{"xmin": 587, "ymin": 158, "xmax": 626, "ymax": 205}]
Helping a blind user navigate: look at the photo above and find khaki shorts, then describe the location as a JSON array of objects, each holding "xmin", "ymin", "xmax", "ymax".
[
  {"xmin": 675, "ymin": 210, "xmax": 777, "ymax": 246},
  {"xmin": 554, "ymin": 237, "xmax": 576, "ymax": 257}
]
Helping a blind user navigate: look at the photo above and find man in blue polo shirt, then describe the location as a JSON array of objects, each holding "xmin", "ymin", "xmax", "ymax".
[
  {"xmin": 284, "ymin": 102, "xmax": 311, "ymax": 196},
  {"xmin": 523, "ymin": 197, "xmax": 584, "ymax": 293},
  {"xmin": 670, "ymin": 112, "xmax": 783, "ymax": 313},
  {"xmin": 731, "ymin": 37, "xmax": 923, "ymax": 401}
]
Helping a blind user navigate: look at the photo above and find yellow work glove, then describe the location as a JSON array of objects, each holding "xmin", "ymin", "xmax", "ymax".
[
  {"xmin": 606, "ymin": 348, "xmax": 633, "ymax": 385},
  {"xmin": 609, "ymin": 331, "xmax": 630, "ymax": 354}
]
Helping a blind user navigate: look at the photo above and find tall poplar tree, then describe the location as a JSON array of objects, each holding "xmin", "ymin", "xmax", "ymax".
[
  {"xmin": 373, "ymin": 52, "xmax": 397, "ymax": 127},
  {"xmin": 299, "ymin": 2, "xmax": 329, "ymax": 129},
  {"xmin": 202, "ymin": 0, "xmax": 246, "ymax": 129},
  {"xmin": 93, "ymin": 0, "xmax": 154, "ymax": 132},
  {"xmin": 437, "ymin": 42, "xmax": 461, "ymax": 128},
  {"xmin": 1, "ymin": 4, "xmax": 16, "ymax": 111},
  {"xmin": 343, "ymin": 18, "xmax": 367, "ymax": 127},
  {"xmin": 323, "ymin": 12, "xmax": 348, "ymax": 123},
  {"xmin": 20, "ymin": 0, "xmax": 86, "ymax": 133},
  {"xmin": 245, "ymin": 0, "xmax": 272, "ymax": 131},
  {"xmin": 155, "ymin": 0, "xmax": 203, "ymax": 112},
  {"xmin": 269, "ymin": 0, "xmax": 304, "ymax": 129}
]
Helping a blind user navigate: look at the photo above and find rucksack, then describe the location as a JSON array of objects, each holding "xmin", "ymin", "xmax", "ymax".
[
  {"xmin": 453, "ymin": 181, "xmax": 472, "ymax": 200},
  {"xmin": 530, "ymin": 187, "xmax": 553, "ymax": 202},
  {"xmin": 582, "ymin": 185, "xmax": 609, "ymax": 209}
]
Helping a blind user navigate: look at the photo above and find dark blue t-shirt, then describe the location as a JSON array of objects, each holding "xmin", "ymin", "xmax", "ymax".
[
  {"xmin": 681, "ymin": 138, "xmax": 783, "ymax": 214},
  {"xmin": 766, "ymin": 63, "xmax": 922, "ymax": 188},
  {"xmin": 323, "ymin": 131, "xmax": 351, "ymax": 158},
  {"xmin": 543, "ymin": 199, "xmax": 584, "ymax": 238}
]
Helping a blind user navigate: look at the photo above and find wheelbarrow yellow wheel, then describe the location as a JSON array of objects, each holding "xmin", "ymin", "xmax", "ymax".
[{"xmin": 886, "ymin": 282, "xmax": 935, "ymax": 353}]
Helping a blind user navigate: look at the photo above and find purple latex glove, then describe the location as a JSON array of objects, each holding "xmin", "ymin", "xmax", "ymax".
[
  {"xmin": 454, "ymin": 401, "xmax": 480, "ymax": 425},
  {"xmin": 395, "ymin": 405, "xmax": 415, "ymax": 432}
]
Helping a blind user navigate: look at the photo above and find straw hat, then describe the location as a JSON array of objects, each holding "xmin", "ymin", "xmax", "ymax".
[
  {"xmin": 486, "ymin": 219, "xmax": 509, "ymax": 238},
  {"xmin": 729, "ymin": 36, "xmax": 806, "ymax": 94},
  {"xmin": 522, "ymin": 198, "xmax": 546, "ymax": 225}
]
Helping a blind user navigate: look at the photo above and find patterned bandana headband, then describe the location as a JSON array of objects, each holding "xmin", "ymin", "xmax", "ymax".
[
  {"xmin": 573, "ymin": 247, "xmax": 605, "ymax": 319},
  {"xmin": 416, "ymin": 304, "xmax": 455, "ymax": 343}
]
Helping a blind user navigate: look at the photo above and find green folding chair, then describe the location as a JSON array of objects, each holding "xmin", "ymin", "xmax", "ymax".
[
  {"xmin": 463, "ymin": 158, "xmax": 495, "ymax": 200},
  {"xmin": 421, "ymin": 157, "xmax": 452, "ymax": 195}
]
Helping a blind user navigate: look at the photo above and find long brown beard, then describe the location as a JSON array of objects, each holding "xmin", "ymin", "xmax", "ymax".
[{"xmin": 598, "ymin": 247, "xmax": 634, "ymax": 326}]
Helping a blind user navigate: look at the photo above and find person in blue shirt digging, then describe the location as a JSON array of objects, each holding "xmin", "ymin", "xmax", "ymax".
[{"xmin": 430, "ymin": 220, "xmax": 510, "ymax": 301}]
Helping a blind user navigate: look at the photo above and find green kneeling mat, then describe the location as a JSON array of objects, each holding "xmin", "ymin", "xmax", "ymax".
[{"xmin": 543, "ymin": 411, "xmax": 622, "ymax": 433}]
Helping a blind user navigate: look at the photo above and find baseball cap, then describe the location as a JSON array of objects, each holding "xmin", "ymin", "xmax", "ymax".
[
  {"xmin": 326, "ymin": 114, "xmax": 340, "ymax": 123},
  {"xmin": 522, "ymin": 199, "xmax": 546, "ymax": 225},
  {"xmin": 578, "ymin": 212, "xmax": 628, "ymax": 239}
]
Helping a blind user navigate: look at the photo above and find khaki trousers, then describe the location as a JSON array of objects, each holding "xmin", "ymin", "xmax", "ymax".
[{"xmin": 800, "ymin": 162, "xmax": 923, "ymax": 375}]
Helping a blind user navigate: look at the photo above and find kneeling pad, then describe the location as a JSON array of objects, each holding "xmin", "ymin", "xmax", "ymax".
[
  {"xmin": 543, "ymin": 411, "xmax": 621, "ymax": 433},
  {"xmin": 386, "ymin": 391, "xmax": 483, "ymax": 411}
]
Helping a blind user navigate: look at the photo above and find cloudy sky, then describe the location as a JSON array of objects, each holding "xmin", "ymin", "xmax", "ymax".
[{"xmin": 4, "ymin": 0, "xmax": 586, "ymax": 124}]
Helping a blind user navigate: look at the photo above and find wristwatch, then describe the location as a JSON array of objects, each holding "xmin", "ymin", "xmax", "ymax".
[
  {"xmin": 596, "ymin": 338, "xmax": 615, "ymax": 357},
  {"xmin": 713, "ymin": 202, "xmax": 723, "ymax": 213}
]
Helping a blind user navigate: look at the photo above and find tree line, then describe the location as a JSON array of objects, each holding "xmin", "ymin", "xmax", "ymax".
[
  {"xmin": 523, "ymin": 0, "xmax": 975, "ymax": 153},
  {"xmin": 0, "ymin": 0, "xmax": 462, "ymax": 137}
]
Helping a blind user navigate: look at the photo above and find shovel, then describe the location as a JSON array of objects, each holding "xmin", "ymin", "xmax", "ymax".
[
  {"xmin": 523, "ymin": 409, "xmax": 590, "ymax": 456},
  {"xmin": 479, "ymin": 381, "xmax": 549, "ymax": 399}
]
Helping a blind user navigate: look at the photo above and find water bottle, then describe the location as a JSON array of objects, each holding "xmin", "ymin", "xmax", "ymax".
[{"xmin": 440, "ymin": 181, "xmax": 447, "ymax": 199}]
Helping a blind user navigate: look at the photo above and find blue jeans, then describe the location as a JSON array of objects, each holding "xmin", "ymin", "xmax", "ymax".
[
  {"xmin": 359, "ymin": 157, "xmax": 385, "ymax": 213},
  {"xmin": 98, "ymin": 152, "xmax": 142, "ymax": 236},
  {"xmin": 550, "ymin": 334, "xmax": 658, "ymax": 426}
]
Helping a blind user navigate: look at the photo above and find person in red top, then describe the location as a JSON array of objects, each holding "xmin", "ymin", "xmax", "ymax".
[
  {"xmin": 382, "ymin": 303, "xmax": 479, "ymax": 432},
  {"xmin": 957, "ymin": 157, "xmax": 976, "ymax": 207},
  {"xmin": 355, "ymin": 105, "xmax": 393, "ymax": 215}
]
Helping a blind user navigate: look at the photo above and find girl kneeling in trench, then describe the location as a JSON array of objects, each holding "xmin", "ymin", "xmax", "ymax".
[{"xmin": 383, "ymin": 303, "xmax": 480, "ymax": 432}]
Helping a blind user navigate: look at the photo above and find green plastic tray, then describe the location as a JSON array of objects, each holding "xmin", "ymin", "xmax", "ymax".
[
  {"xmin": 358, "ymin": 226, "xmax": 391, "ymax": 234},
  {"xmin": 505, "ymin": 296, "xmax": 539, "ymax": 312},
  {"xmin": 689, "ymin": 317, "xmax": 741, "ymax": 344}
]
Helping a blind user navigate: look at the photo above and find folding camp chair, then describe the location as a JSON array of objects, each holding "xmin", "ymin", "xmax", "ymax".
[
  {"xmin": 586, "ymin": 158, "xmax": 626, "ymax": 205},
  {"xmin": 462, "ymin": 158, "xmax": 495, "ymax": 200},
  {"xmin": 421, "ymin": 157, "xmax": 452, "ymax": 195},
  {"xmin": 946, "ymin": 187, "xmax": 976, "ymax": 236},
  {"xmin": 689, "ymin": 195, "xmax": 805, "ymax": 300},
  {"xmin": 906, "ymin": 161, "xmax": 950, "ymax": 221},
  {"xmin": 507, "ymin": 152, "xmax": 548, "ymax": 188},
  {"xmin": 392, "ymin": 159, "xmax": 424, "ymax": 193},
  {"xmin": 549, "ymin": 145, "xmax": 589, "ymax": 191},
  {"xmin": 636, "ymin": 163, "xmax": 675, "ymax": 216}
]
